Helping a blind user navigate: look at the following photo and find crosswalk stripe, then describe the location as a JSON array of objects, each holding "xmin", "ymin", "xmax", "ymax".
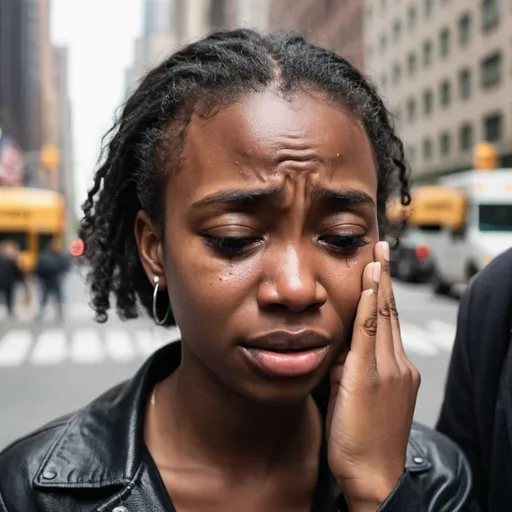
[
  {"xmin": 70, "ymin": 329, "xmax": 105, "ymax": 364},
  {"xmin": 135, "ymin": 329, "xmax": 162, "ymax": 357},
  {"xmin": 0, "ymin": 330, "xmax": 32, "ymax": 366},
  {"xmin": 105, "ymin": 328, "xmax": 137, "ymax": 363},
  {"xmin": 400, "ymin": 322, "xmax": 440, "ymax": 356},
  {"xmin": 427, "ymin": 320, "xmax": 456, "ymax": 351},
  {"xmin": 0, "ymin": 320, "xmax": 455, "ymax": 368},
  {"xmin": 30, "ymin": 329, "xmax": 67, "ymax": 365}
]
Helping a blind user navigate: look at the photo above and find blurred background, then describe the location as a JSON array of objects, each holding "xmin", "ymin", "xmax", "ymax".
[{"xmin": 0, "ymin": 0, "xmax": 511, "ymax": 450}]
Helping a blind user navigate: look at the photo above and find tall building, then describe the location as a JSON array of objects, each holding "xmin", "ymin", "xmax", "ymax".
[
  {"xmin": 0, "ymin": 0, "xmax": 42, "ymax": 185},
  {"xmin": 365, "ymin": 0, "xmax": 512, "ymax": 181},
  {"xmin": 270, "ymin": 0, "xmax": 365, "ymax": 71},
  {"xmin": 125, "ymin": 0, "xmax": 272, "ymax": 94},
  {"xmin": 53, "ymin": 46, "xmax": 76, "ymax": 226},
  {"xmin": 38, "ymin": 0, "xmax": 60, "ymax": 190}
]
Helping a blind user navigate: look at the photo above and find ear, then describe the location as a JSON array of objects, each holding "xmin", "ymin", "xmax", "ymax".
[{"xmin": 134, "ymin": 210, "xmax": 167, "ymax": 288}]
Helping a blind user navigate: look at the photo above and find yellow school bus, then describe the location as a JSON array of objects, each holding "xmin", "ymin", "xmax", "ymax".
[{"xmin": 0, "ymin": 187, "xmax": 66, "ymax": 271}]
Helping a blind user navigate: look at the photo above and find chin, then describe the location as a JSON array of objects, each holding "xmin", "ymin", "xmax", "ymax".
[{"xmin": 239, "ymin": 372, "xmax": 327, "ymax": 408}]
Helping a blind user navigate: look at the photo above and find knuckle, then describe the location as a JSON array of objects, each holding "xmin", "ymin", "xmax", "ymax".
[{"xmin": 362, "ymin": 314, "xmax": 378, "ymax": 337}]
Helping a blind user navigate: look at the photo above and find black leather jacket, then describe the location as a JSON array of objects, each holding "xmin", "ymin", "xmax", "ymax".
[{"xmin": 0, "ymin": 342, "xmax": 475, "ymax": 511}]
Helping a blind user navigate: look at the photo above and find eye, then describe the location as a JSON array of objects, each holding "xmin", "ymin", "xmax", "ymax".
[
  {"xmin": 203, "ymin": 235, "xmax": 262, "ymax": 257},
  {"xmin": 319, "ymin": 235, "xmax": 369, "ymax": 253}
]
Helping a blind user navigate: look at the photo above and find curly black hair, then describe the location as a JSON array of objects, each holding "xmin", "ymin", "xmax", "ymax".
[{"xmin": 79, "ymin": 29, "xmax": 411, "ymax": 326}]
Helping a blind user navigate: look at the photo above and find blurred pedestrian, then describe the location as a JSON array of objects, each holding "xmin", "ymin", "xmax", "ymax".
[
  {"xmin": 0, "ymin": 30, "xmax": 475, "ymax": 511},
  {"xmin": 437, "ymin": 247, "xmax": 512, "ymax": 511},
  {"xmin": 0, "ymin": 240, "xmax": 25, "ymax": 318},
  {"xmin": 34, "ymin": 238, "xmax": 70, "ymax": 321}
]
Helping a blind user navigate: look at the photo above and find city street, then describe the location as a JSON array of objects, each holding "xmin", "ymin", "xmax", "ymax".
[{"xmin": 0, "ymin": 268, "xmax": 460, "ymax": 451}]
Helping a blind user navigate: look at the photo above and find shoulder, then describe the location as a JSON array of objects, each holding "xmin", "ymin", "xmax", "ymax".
[
  {"xmin": 465, "ymin": 247, "xmax": 512, "ymax": 303},
  {"xmin": 407, "ymin": 422, "xmax": 474, "ymax": 510},
  {"xmin": 0, "ymin": 415, "xmax": 71, "ymax": 510}
]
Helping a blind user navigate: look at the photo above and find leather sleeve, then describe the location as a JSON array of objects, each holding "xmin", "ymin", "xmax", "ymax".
[
  {"xmin": 334, "ymin": 472, "xmax": 425, "ymax": 512},
  {"xmin": 376, "ymin": 472, "xmax": 424, "ymax": 511},
  {"xmin": 435, "ymin": 280, "xmax": 485, "ymax": 506},
  {"xmin": 0, "ymin": 488, "xmax": 9, "ymax": 512}
]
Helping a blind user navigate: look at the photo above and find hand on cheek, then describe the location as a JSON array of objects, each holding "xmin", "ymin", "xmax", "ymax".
[{"xmin": 326, "ymin": 241, "xmax": 421, "ymax": 510}]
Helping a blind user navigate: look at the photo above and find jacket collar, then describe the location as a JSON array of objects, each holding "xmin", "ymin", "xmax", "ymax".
[
  {"xmin": 33, "ymin": 341, "xmax": 431, "ymax": 492},
  {"xmin": 34, "ymin": 341, "xmax": 180, "ymax": 489}
]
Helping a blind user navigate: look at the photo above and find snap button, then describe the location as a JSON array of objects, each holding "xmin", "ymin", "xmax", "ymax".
[
  {"xmin": 42, "ymin": 470, "xmax": 57, "ymax": 480},
  {"xmin": 113, "ymin": 507, "xmax": 129, "ymax": 512},
  {"xmin": 413, "ymin": 456, "xmax": 424, "ymax": 464}
]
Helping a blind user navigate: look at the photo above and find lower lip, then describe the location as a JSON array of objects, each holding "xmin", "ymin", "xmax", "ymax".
[{"xmin": 241, "ymin": 346, "xmax": 329, "ymax": 377}]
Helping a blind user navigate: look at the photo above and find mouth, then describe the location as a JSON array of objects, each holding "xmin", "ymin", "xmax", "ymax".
[{"xmin": 241, "ymin": 330, "xmax": 330, "ymax": 378}]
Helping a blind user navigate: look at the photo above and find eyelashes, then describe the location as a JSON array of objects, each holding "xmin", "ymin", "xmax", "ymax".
[{"xmin": 203, "ymin": 235, "xmax": 369, "ymax": 257}]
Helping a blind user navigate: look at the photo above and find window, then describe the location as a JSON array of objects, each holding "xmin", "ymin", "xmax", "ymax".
[
  {"xmin": 393, "ymin": 20, "xmax": 402, "ymax": 42},
  {"xmin": 366, "ymin": 5, "xmax": 373, "ymax": 21},
  {"xmin": 458, "ymin": 13, "xmax": 471, "ymax": 46},
  {"xmin": 439, "ymin": 28, "xmax": 451, "ymax": 58},
  {"xmin": 459, "ymin": 68, "xmax": 471, "ymax": 99},
  {"xmin": 423, "ymin": 138, "xmax": 433, "ymax": 160},
  {"xmin": 423, "ymin": 40, "xmax": 432, "ymax": 67},
  {"xmin": 479, "ymin": 204, "xmax": 512, "ymax": 232},
  {"xmin": 380, "ymin": 34, "xmax": 388, "ymax": 54},
  {"xmin": 439, "ymin": 131, "xmax": 451, "ymax": 156},
  {"xmin": 0, "ymin": 232, "xmax": 28, "ymax": 251},
  {"xmin": 481, "ymin": 52, "xmax": 502, "ymax": 87},
  {"xmin": 381, "ymin": 73, "xmax": 388, "ymax": 90},
  {"xmin": 482, "ymin": 0, "xmax": 500, "ymax": 31},
  {"xmin": 407, "ymin": 98, "xmax": 417, "ymax": 122},
  {"xmin": 423, "ymin": 89, "xmax": 433, "ymax": 114},
  {"xmin": 407, "ymin": 52, "xmax": 417, "ymax": 75},
  {"xmin": 439, "ymin": 80, "xmax": 451, "ymax": 107},
  {"xmin": 459, "ymin": 123, "xmax": 474, "ymax": 151},
  {"xmin": 406, "ymin": 145, "xmax": 416, "ymax": 165},
  {"xmin": 407, "ymin": 5, "xmax": 417, "ymax": 29},
  {"xmin": 381, "ymin": 0, "xmax": 387, "ymax": 11},
  {"xmin": 392, "ymin": 63, "xmax": 402, "ymax": 85},
  {"xmin": 424, "ymin": 0, "xmax": 434, "ymax": 17},
  {"xmin": 367, "ymin": 44, "xmax": 374, "ymax": 60},
  {"xmin": 484, "ymin": 113, "xmax": 502, "ymax": 142}
]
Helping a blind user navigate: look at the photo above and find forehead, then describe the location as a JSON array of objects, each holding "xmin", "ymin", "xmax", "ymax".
[{"xmin": 169, "ymin": 89, "xmax": 377, "ymax": 201}]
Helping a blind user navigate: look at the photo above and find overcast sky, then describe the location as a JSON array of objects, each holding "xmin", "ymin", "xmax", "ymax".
[{"xmin": 51, "ymin": 0, "xmax": 143, "ymax": 216}]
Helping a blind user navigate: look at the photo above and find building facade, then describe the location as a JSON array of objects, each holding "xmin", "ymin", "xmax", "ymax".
[
  {"xmin": 53, "ymin": 46, "xmax": 75, "ymax": 226},
  {"xmin": 365, "ymin": 0, "xmax": 512, "ymax": 181},
  {"xmin": 270, "ymin": 0, "xmax": 365, "ymax": 71},
  {"xmin": 0, "ymin": 0, "xmax": 41, "ymax": 167}
]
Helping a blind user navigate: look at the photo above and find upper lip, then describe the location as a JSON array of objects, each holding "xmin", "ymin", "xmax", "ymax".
[{"xmin": 242, "ymin": 330, "xmax": 330, "ymax": 352}]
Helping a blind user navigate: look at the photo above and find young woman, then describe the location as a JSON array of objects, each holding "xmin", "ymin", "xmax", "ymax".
[{"xmin": 0, "ymin": 30, "xmax": 474, "ymax": 511}]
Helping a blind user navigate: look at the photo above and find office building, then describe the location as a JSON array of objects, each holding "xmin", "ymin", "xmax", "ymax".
[
  {"xmin": 365, "ymin": 0, "xmax": 512, "ymax": 180},
  {"xmin": 270, "ymin": 0, "xmax": 365, "ymax": 71}
]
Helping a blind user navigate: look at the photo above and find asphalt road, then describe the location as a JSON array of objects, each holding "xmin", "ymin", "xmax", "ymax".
[{"xmin": 0, "ymin": 269, "xmax": 460, "ymax": 451}]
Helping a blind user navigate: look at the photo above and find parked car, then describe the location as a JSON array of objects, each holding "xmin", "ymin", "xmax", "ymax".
[{"xmin": 390, "ymin": 229, "xmax": 433, "ymax": 282}]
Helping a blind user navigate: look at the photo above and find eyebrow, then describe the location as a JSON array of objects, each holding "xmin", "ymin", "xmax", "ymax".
[{"xmin": 192, "ymin": 186, "xmax": 375, "ymax": 210}]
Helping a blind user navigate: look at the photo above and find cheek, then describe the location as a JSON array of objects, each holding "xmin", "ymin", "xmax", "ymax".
[
  {"xmin": 324, "ymin": 245, "xmax": 374, "ymax": 321},
  {"xmin": 164, "ymin": 235, "xmax": 259, "ymax": 328}
]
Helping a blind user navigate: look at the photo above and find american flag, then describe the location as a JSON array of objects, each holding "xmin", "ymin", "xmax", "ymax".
[{"xmin": 0, "ymin": 137, "xmax": 23, "ymax": 186}]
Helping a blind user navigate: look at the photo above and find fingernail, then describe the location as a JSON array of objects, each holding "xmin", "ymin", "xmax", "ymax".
[
  {"xmin": 363, "ymin": 288, "xmax": 374, "ymax": 297},
  {"xmin": 381, "ymin": 241, "xmax": 390, "ymax": 262},
  {"xmin": 373, "ymin": 262, "xmax": 381, "ymax": 283}
]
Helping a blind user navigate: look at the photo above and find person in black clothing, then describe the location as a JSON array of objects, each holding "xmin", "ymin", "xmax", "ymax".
[
  {"xmin": 34, "ymin": 238, "xmax": 70, "ymax": 321},
  {"xmin": 0, "ymin": 240, "xmax": 24, "ymax": 318},
  {"xmin": 437, "ymin": 247, "xmax": 512, "ymax": 511},
  {"xmin": 0, "ymin": 30, "xmax": 476, "ymax": 511}
]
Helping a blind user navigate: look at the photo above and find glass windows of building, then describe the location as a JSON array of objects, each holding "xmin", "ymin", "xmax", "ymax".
[
  {"xmin": 459, "ymin": 68, "xmax": 471, "ymax": 100},
  {"xmin": 481, "ymin": 51, "xmax": 502, "ymax": 88},
  {"xmin": 459, "ymin": 123, "xmax": 474, "ymax": 152},
  {"xmin": 484, "ymin": 113, "xmax": 502, "ymax": 142}
]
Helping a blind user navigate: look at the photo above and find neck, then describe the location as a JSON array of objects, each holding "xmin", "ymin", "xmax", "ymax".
[{"xmin": 147, "ymin": 345, "xmax": 322, "ymax": 476}]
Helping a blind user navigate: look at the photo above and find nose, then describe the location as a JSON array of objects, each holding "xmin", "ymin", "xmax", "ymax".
[{"xmin": 257, "ymin": 244, "xmax": 327, "ymax": 313}]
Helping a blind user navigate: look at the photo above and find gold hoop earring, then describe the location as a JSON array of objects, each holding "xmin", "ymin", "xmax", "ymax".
[{"xmin": 152, "ymin": 276, "xmax": 171, "ymax": 326}]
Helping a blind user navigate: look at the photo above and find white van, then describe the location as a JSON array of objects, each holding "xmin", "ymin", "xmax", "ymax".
[{"xmin": 426, "ymin": 169, "xmax": 512, "ymax": 293}]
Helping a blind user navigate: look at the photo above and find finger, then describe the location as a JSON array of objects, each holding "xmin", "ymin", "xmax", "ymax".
[
  {"xmin": 350, "ymin": 264, "xmax": 378, "ymax": 363},
  {"xmin": 374, "ymin": 241, "xmax": 398, "ymax": 364}
]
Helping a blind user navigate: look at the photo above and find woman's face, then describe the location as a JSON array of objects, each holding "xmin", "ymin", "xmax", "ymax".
[{"xmin": 137, "ymin": 89, "xmax": 379, "ymax": 405}]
